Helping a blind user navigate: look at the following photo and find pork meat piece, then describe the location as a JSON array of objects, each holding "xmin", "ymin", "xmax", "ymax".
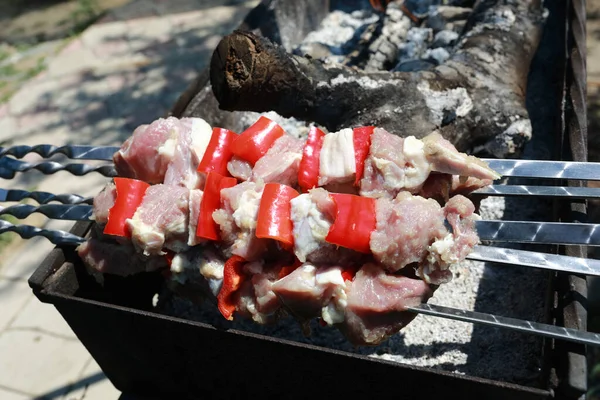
[
  {"xmin": 271, "ymin": 264, "xmax": 347, "ymax": 324},
  {"xmin": 290, "ymin": 188, "xmax": 365, "ymax": 264},
  {"xmin": 450, "ymin": 175, "xmax": 493, "ymax": 196},
  {"xmin": 370, "ymin": 192, "xmax": 448, "ymax": 271},
  {"xmin": 235, "ymin": 261, "xmax": 283, "ymax": 324},
  {"xmin": 127, "ymin": 184, "xmax": 190, "ymax": 255},
  {"xmin": 339, "ymin": 263, "xmax": 433, "ymax": 346},
  {"xmin": 163, "ymin": 117, "xmax": 213, "ymax": 189},
  {"xmin": 359, "ymin": 128, "xmax": 430, "ymax": 199},
  {"xmin": 77, "ymin": 238, "xmax": 168, "ymax": 277},
  {"xmin": 113, "ymin": 117, "xmax": 213, "ymax": 188},
  {"xmin": 113, "ymin": 118, "xmax": 178, "ymax": 184},
  {"xmin": 251, "ymin": 135, "xmax": 304, "ymax": 186},
  {"xmin": 420, "ymin": 195, "xmax": 480, "ymax": 284},
  {"xmin": 92, "ymin": 182, "xmax": 116, "ymax": 225},
  {"xmin": 212, "ymin": 181, "xmax": 269, "ymax": 261},
  {"xmin": 422, "ymin": 131, "xmax": 501, "ymax": 180},
  {"xmin": 187, "ymin": 189, "xmax": 204, "ymax": 246}
]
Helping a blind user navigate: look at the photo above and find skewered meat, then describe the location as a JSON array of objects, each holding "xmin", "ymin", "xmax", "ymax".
[
  {"xmin": 212, "ymin": 181, "xmax": 269, "ymax": 260},
  {"xmin": 77, "ymin": 238, "xmax": 168, "ymax": 277},
  {"xmin": 92, "ymin": 182, "xmax": 116, "ymax": 225},
  {"xmin": 340, "ymin": 263, "xmax": 432, "ymax": 345},
  {"xmin": 78, "ymin": 114, "xmax": 499, "ymax": 347},
  {"xmin": 127, "ymin": 184, "xmax": 191, "ymax": 255},
  {"xmin": 114, "ymin": 117, "xmax": 213, "ymax": 189}
]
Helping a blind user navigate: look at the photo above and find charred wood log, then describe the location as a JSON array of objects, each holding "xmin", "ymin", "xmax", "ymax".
[{"xmin": 210, "ymin": 0, "xmax": 546, "ymax": 158}]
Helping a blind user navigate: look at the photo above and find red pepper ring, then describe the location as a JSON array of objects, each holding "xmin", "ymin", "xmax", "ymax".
[
  {"xmin": 217, "ymin": 255, "xmax": 247, "ymax": 321},
  {"xmin": 231, "ymin": 116, "xmax": 285, "ymax": 165},
  {"xmin": 196, "ymin": 172, "xmax": 237, "ymax": 241},
  {"xmin": 103, "ymin": 177, "xmax": 150, "ymax": 238},
  {"xmin": 353, "ymin": 126, "xmax": 374, "ymax": 186},
  {"xmin": 325, "ymin": 193, "xmax": 377, "ymax": 254},
  {"xmin": 197, "ymin": 127, "xmax": 237, "ymax": 177},
  {"xmin": 297, "ymin": 126, "xmax": 326, "ymax": 192},
  {"xmin": 256, "ymin": 183, "xmax": 300, "ymax": 246}
]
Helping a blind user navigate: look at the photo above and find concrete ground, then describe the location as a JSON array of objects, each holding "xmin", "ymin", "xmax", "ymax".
[{"xmin": 0, "ymin": 0, "xmax": 256, "ymax": 398}]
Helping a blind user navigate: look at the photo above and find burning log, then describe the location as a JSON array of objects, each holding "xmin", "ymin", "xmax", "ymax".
[{"xmin": 210, "ymin": 0, "xmax": 546, "ymax": 158}]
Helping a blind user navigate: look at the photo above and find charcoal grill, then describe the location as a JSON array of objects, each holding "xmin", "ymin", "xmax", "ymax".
[{"xmin": 26, "ymin": 0, "xmax": 590, "ymax": 398}]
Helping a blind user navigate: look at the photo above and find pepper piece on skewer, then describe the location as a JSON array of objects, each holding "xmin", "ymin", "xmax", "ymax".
[{"xmin": 103, "ymin": 177, "xmax": 150, "ymax": 238}]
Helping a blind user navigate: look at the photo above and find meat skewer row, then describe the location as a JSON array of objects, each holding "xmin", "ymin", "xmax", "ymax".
[
  {"xmin": 164, "ymin": 243, "xmax": 433, "ymax": 346},
  {"xmin": 113, "ymin": 116, "xmax": 501, "ymax": 204},
  {"xmin": 86, "ymin": 172, "xmax": 480, "ymax": 287}
]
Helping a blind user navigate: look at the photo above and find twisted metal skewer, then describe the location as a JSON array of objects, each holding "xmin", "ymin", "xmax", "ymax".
[
  {"xmin": 0, "ymin": 144, "xmax": 118, "ymax": 161},
  {"xmin": 0, "ymin": 204, "xmax": 92, "ymax": 221},
  {"xmin": 0, "ymin": 157, "xmax": 117, "ymax": 179},
  {"xmin": 0, "ymin": 220, "xmax": 84, "ymax": 245},
  {"xmin": 0, "ymin": 188, "xmax": 92, "ymax": 205}
]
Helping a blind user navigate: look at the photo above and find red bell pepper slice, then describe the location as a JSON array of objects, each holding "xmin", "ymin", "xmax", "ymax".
[
  {"xmin": 103, "ymin": 177, "xmax": 150, "ymax": 238},
  {"xmin": 231, "ymin": 116, "xmax": 285, "ymax": 164},
  {"xmin": 256, "ymin": 183, "xmax": 299, "ymax": 246},
  {"xmin": 353, "ymin": 126, "xmax": 374, "ymax": 186},
  {"xmin": 298, "ymin": 126, "xmax": 326, "ymax": 192},
  {"xmin": 197, "ymin": 127, "xmax": 237, "ymax": 176},
  {"xmin": 196, "ymin": 172, "xmax": 237, "ymax": 241},
  {"xmin": 217, "ymin": 255, "xmax": 247, "ymax": 320},
  {"xmin": 325, "ymin": 193, "xmax": 376, "ymax": 254}
]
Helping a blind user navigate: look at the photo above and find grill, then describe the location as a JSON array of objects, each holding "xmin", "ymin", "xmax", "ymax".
[{"xmin": 16, "ymin": 0, "xmax": 592, "ymax": 398}]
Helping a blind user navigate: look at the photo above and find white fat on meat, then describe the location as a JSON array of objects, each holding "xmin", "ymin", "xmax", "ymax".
[
  {"xmin": 187, "ymin": 189, "xmax": 204, "ymax": 246},
  {"xmin": 403, "ymin": 136, "xmax": 430, "ymax": 189},
  {"xmin": 290, "ymin": 192, "xmax": 333, "ymax": 262},
  {"xmin": 164, "ymin": 117, "xmax": 212, "ymax": 189},
  {"xmin": 189, "ymin": 118, "xmax": 213, "ymax": 162},
  {"xmin": 232, "ymin": 188, "xmax": 262, "ymax": 231},
  {"xmin": 318, "ymin": 128, "xmax": 356, "ymax": 186}
]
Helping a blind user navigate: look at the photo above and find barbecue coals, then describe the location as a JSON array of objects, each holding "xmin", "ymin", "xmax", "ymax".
[{"xmin": 78, "ymin": 115, "xmax": 500, "ymax": 346}]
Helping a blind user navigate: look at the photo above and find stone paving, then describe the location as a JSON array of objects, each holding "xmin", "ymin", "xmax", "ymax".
[{"xmin": 0, "ymin": 0, "xmax": 256, "ymax": 398}]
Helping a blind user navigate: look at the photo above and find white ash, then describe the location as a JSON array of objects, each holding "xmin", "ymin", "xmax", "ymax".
[
  {"xmin": 322, "ymin": 74, "xmax": 393, "ymax": 90},
  {"xmin": 397, "ymin": 27, "xmax": 433, "ymax": 63},
  {"xmin": 417, "ymin": 81, "xmax": 473, "ymax": 125},
  {"xmin": 295, "ymin": 9, "xmax": 378, "ymax": 60},
  {"xmin": 422, "ymin": 47, "xmax": 451, "ymax": 64},
  {"xmin": 433, "ymin": 30, "xmax": 459, "ymax": 47},
  {"xmin": 237, "ymin": 111, "xmax": 312, "ymax": 139},
  {"xmin": 480, "ymin": 118, "xmax": 533, "ymax": 158}
]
